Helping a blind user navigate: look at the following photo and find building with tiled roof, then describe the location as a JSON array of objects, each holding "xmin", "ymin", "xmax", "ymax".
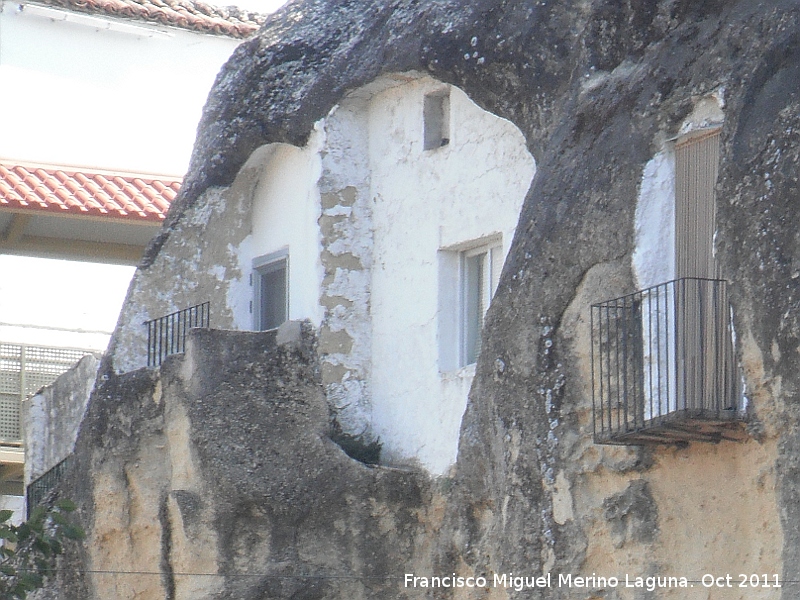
[
  {"xmin": 25, "ymin": 0, "xmax": 266, "ymax": 38},
  {"xmin": 0, "ymin": 161, "xmax": 177, "ymax": 222},
  {"xmin": 0, "ymin": 0, "xmax": 271, "ymax": 526},
  {"xmin": 0, "ymin": 161, "xmax": 180, "ymax": 263}
]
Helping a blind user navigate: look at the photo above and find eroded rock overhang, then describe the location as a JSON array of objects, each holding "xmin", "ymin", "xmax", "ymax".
[{"xmin": 71, "ymin": 0, "xmax": 800, "ymax": 598}]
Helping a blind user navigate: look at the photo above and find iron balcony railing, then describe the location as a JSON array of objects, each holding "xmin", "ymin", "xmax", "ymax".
[
  {"xmin": 145, "ymin": 302, "xmax": 210, "ymax": 367},
  {"xmin": 27, "ymin": 454, "xmax": 73, "ymax": 518},
  {"xmin": 591, "ymin": 277, "xmax": 742, "ymax": 445}
]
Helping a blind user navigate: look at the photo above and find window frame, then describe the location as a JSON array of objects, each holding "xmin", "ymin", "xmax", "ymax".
[
  {"xmin": 438, "ymin": 235, "xmax": 503, "ymax": 372},
  {"xmin": 252, "ymin": 249, "xmax": 289, "ymax": 331}
]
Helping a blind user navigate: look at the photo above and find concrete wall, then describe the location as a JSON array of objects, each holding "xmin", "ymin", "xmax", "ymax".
[{"xmin": 22, "ymin": 354, "xmax": 98, "ymax": 485}]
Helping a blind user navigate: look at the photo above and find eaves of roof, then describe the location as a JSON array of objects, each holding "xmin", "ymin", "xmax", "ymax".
[
  {"xmin": 25, "ymin": 0, "xmax": 267, "ymax": 39},
  {"xmin": 0, "ymin": 161, "xmax": 180, "ymax": 223}
]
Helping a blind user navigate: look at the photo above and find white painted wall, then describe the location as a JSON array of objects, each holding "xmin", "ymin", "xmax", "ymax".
[
  {"xmin": 633, "ymin": 149, "xmax": 676, "ymax": 289},
  {"xmin": 113, "ymin": 73, "xmax": 534, "ymax": 476},
  {"xmin": 316, "ymin": 99, "xmax": 374, "ymax": 436},
  {"xmin": 365, "ymin": 77, "xmax": 535, "ymax": 474},
  {"xmin": 234, "ymin": 135, "xmax": 325, "ymax": 330},
  {"xmin": 0, "ymin": 2, "xmax": 241, "ymax": 175}
]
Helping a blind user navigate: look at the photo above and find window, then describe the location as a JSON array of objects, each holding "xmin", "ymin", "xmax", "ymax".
[
  {"xmin": 439, "ymin": 238, "xmax": 502, "ymax": 371},
  {"xmin": 423, "ymin": 89, "xmax": 450, "ymax": 150},
  {"xmin": 461, "ymin": 245, "xmax": 501, "ymax": 365},
  {"xmin": 253, "ymin": 251, "xmax": 288, "ymax": 331}
]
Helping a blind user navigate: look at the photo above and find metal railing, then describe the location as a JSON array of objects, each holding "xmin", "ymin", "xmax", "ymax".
[
  {"xmin": 145, "ymin": 302, "xmax": 210, "ymax": 367},
  {"xmin": 591, "ymin": 278, "xmax": 741, "ymax": 444},
  {"xmin": 0, "ymin": 343, "xmax": 94, "ymax": 443},
  {"xmin": 26, "ymin": 454, "xmax": 73, "ymax": 518}
]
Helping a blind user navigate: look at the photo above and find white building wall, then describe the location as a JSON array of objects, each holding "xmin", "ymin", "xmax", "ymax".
[
  {"xmin": 0, "ymin": 2, "xmax": 241, "ymax": 175},
  {"xmin": 315, "ymin": 100, "xmax": 374, "ymax": 436},
  {"xmin": 244, "ymin": 140, "xmax": 325, "ymax": 328},
  {"xmin": 365, "ymin": 77, "xmax": 535, "ymax": 474},
  {"xmin": 633, "ymin": 150, "xmax": 676, "ymax": 289},
  {"xmin": 109, "ymin": 73, "xmax": 535, "ymax": 476}
]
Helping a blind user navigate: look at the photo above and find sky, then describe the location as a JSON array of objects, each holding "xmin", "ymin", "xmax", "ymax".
[{"xmin": 0, "ymin": 256, "xmax": 134, "ymax": 351}]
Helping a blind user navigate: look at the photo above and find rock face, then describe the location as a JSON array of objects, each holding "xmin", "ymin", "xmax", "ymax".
[
  {"xmin": 55, "ymin": 326, "xmax": 432, "ymax": 599},
  {"xmin": 43, "ymin": 0, "xmax": 800, "ymax": 598}
]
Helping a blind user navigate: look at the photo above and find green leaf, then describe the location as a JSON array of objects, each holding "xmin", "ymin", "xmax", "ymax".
[
  {"xmin": 55, "ymin": 499, "xmax": 77, "ymax": 512},
  {"xmin": 61, "ymin": 525, "xmax": 85, "ymax": 541},
  {"xmin": 0, "ymin": 510, "xmax": 14, "ymax": 524}
]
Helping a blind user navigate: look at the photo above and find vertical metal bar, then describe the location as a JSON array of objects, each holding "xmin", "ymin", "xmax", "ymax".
[
  {"xmin": 620, "ymin": 297, "xmax": 629, "ymax": 432},
  {"xmin": 598, "ymin": 306, "xmax": 606, "ymax": 436},
  {"xmin": 680, "ymin": 278, "xmax": 688, "ymax": 412},
  {"xmin": 19, "ymin": 344, "xmax": 26, "ymax": 407},
  {"xmin": 597, "ymin": 306, "xmax": 606, "ymax": 437},
  {"xmin": 605, "ymin": 304, "xmax": 613, "ymax": 436},
  {"xmin": 158, "ymin": 319, "xmax": 164, "ymax": 365},
  {"xmin": 591, "ymin": 306, "xmax": 597, "ymax": 440}
]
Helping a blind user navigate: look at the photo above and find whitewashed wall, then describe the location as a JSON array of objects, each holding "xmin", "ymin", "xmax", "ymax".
[
  {"xmin": 231, "ymin": 139, "xmax": 326, "ymax": 330},
  {"xmin": 364, "ymin": 77, "xmax": 535, "ymax": 474},
  {"xmin": 112, "ymin": 73, "xmax": 535, "ymax": 476}
]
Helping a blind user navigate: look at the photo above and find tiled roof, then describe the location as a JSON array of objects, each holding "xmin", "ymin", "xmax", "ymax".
[
  {"xmin": 28, "ymin": 0, "xmax": 266, "ymax": 38},
  {"xmin": 0, "ymin": 162, "xmax": 180, "ymax": 222}
]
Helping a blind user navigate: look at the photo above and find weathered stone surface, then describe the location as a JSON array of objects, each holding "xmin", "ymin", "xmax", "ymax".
[
  {"xmin": 23, "ymin": 354, "xmax": 98, "ymax": 484},
  {"xmin": 42, "ymin": 0, "xmax": 800, "ymax": 598},
  {"xmin": 50, "ymin": 326, "xmax": 431, "ymax": 599}
]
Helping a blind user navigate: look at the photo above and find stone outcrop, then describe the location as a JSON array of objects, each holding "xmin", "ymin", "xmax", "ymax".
[
  {"xmin": 42, "ymin": 0, "xmax": 800, "ymax": 598},
  {"xmin": 55, "ymin": 325, "xmax": 433, "ymax": 598}
]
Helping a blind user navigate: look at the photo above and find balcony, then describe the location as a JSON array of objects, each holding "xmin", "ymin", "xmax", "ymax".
[{"xmin": 590, "ymin": 278, "xmax": 745, "ymax": 445}]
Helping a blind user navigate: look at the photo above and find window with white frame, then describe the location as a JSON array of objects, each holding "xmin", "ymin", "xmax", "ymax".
[
  {"xmin": 439, "ymin": 237, "xmax": 502, "ymax": 371},
  {"xmin": 461, "ymin": 244, "xmax": 502, "ymax": 366},
  {"xmin": 253, "ymin": 250, "xmax": 288, "ymax": 331}
]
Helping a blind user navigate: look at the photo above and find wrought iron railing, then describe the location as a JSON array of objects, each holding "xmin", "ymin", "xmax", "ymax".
[
  {"xmin": 0, "ymin": 343, "xmax": 94, "ymax": 443},
  {"xmin": 145, "ymin": 302, "xmax": 210, "ymax": 367},
  {"xmin": 26, "ymin": 454, "xmax": 73, "ymax": 518},
  {"xmin": 591, "ymin": 278, "xmax": 742, "ymax": 445}
]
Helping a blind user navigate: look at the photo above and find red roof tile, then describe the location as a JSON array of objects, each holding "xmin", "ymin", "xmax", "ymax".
[
  {"xmin": 27, "ymin": 0, "xmax": 266, "ymax": 38},
  {"xmin": 0, "ymin": 162, "xmax": 179, "ymax": 222}
]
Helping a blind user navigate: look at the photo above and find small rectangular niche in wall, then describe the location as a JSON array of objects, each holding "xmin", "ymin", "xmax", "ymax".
[
  {"xmin": 423, "ymin": 89, "xmax": 450, "ymax": 150},
  {"xmin": 253, "ymin": 250, "xmax": 289, "ymax": 331}
]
